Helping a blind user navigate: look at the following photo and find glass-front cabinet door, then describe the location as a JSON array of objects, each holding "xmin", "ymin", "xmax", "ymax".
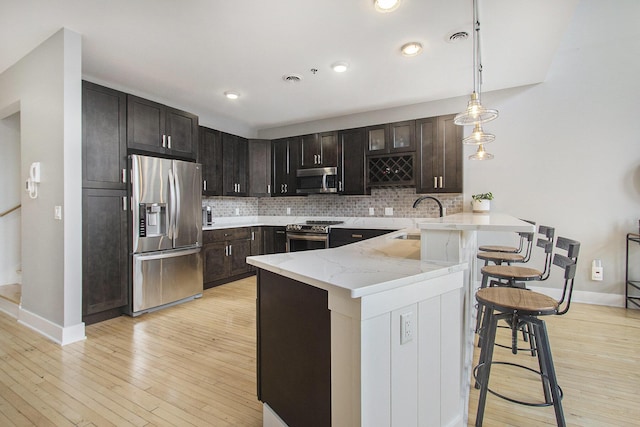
[{"xmin": 365, "ymin": 121, "xmax": 415, "ymax": 154}]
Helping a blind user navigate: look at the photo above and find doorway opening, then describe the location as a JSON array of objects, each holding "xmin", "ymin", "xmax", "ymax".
[{"xmin": 0, "ymin": 112, "xmax": 22, "ymax": 308}]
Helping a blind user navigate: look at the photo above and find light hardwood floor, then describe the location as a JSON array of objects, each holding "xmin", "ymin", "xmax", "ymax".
[{"xmin": 1, "ymin": 276, "xmax": 639, "ymax": 426}]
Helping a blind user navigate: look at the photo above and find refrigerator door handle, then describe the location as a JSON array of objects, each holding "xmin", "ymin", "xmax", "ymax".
[
  {"xmin": 134, "ymin": 247, "xmax": 201, "ymax": 262},
  {"xmin": 173, "ymin": 165, "xmax": 182, "ymax": 242},
  {"xmin": 168, "ymin": 167, "xmax": 176, "ymax": 240}
]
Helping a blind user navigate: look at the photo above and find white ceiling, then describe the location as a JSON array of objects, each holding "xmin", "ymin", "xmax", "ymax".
[{"xmin": 1, "ymin": 0, "xmax": 579, "ymax": 133}]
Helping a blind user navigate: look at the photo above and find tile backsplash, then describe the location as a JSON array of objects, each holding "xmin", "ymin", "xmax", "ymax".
[{"xmin": 203, "ymin": 188, "xmax": 463, "ymax": 219}]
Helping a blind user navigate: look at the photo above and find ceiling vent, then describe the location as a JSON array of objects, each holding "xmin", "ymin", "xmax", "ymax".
[
  {"xmin": 448, "ymin": 31, "xmax": 469, "ymax": 43},
  {"xmin": 282, "ymin": 74, "xmax": 303, "ymax": 83}
]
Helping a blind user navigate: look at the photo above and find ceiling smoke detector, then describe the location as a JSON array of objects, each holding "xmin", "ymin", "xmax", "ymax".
[
  {"xmin": 282, "ymin": 74, "xmax": 303, "ymax": 83},
  {"xmin": 448, "ymin": 31, "xmax": 469, "ymax": 43}
]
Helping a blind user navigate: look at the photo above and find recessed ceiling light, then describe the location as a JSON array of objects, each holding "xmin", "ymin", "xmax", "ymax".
[
  {"xmin": 374, "ymin": 0, "xmax": 401, "ymax": 13},
  {"xmin": 224, "ymin": 91, "xmax": 240, "ymax": 100},
  {"xmin": 401, "ymin": 42, "xmax": 423, "ymax": 57},
  {"xmin": 331, "ymin": 61, "xmax": 349, "ymax": 73}
]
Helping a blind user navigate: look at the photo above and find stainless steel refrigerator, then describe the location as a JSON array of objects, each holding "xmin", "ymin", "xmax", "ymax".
[{"xmin": 129, "ymin": 154, "xmax": 203, "ymax": 315}]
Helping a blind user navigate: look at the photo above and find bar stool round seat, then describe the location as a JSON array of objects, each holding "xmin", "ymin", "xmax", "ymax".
[
  {"xmin": 478, "ymin": 244, "xmax": 519, "ymax": 253},
  {"xmin": 481, "ymin": 265, "xmax": 543, "ymax": 281},
  {"xmin": 476, "ymin": 287, "xmax": 559, "ymax": 317},
  {"xmin": 477, "ymin": 252, "xmax": 526, "ymax": 266}
]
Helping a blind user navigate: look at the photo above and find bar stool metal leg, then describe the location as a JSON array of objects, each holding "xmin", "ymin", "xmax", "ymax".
[
  {"xmin": 474, "ymin": 307, "xmax": 499, "ymax": 427},
  {"xmin": 531, "ymin": 317, "xmax": 566, "ymax": 427}
]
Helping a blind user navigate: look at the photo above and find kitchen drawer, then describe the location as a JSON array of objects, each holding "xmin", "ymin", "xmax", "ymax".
[{"xmin": 204, "ymin": 227, "xmax": 251, "ymax": 243}]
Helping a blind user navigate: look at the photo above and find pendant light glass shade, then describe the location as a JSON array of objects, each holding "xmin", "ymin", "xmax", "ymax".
[
  {"xmin": 469, "ymin": 144, "xmax": 494, "ymax": 160},
  {"xmin": 463, "ymin": 123, "xmax": 495, "ymax": 145},
  {"xmin": 454, "ymin": 92, "xmax": 499, "ymax": 126}
]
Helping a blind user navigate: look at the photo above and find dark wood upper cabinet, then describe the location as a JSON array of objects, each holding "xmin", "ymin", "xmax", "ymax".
[
  {"xmin": 416, "ymin": 114, "xmax": 463, "ymax": 193},
  {"xmin": 300, "ymin": 132, "xmax": 338, "ymax": 168},
  {"xmin": 82, "ymin": 81, "xmax": 127, "ymax": 189},
  {"xmin": 272, "ymin": 137, "xmax": 299, "ymax": 196},
  {"xmin": 365, "ymin": 120, "xmax": 416, "ymax": 155},
  {"xmin": 199, "ymin": 126, "xmax": 223, "ymax": 196},
  {"xmin": 222, "ymin": 133, "xmax": 248, "ymax": 196},
  {"xmin": 249, "ymin": 139, "xmax": 272, "ymax": 197},
  {"xmin": 338, "ymin": 127, "xmax": 369, "ymax": 195},
  {"xmin": 126, "ymin": 95, "xmax": 198, "ymax": 160}
]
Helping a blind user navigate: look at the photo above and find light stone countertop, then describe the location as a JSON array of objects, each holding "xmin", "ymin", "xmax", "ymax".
[
  {"xmin": 246, "ymin": 228, "xmax": 466, "ymax": 298},
  {"xmin": 418, "ymin": 212, "xmax": 535, "ymax": 232}
]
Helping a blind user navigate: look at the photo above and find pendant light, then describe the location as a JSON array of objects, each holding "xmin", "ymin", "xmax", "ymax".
[
  {"xmin": 455, "ymin": 0, "xmax": 498, "ymax": 160},
  {"xmin": 469, "ymin": 144, "xmax": 494, "ymax": 161}
]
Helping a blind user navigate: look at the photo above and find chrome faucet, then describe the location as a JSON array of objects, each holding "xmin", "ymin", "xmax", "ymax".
[{"xmin": 412, "ymin": 196, "xmax": 444, "ymax": 217}]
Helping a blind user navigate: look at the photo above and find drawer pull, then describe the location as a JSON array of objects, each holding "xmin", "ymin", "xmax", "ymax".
[{"xmin": 352, "ymin": 234, "xmax": 363, "ymax": 238}]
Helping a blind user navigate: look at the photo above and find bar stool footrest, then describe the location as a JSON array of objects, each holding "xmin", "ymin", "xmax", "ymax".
[{"xmin": 473, "ymin": 361, "xmax": 563, "ymax": 407}]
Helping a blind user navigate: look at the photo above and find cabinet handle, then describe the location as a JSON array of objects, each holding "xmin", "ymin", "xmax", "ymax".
[
  {"xmin": 167, "ymin": 135, "xmax": 172, "ymax": 149},
  {"xmin": 251, "ymin": 231, "xmax": 255, "ymax": 241},
  {"xmin": 203, "ymin": 180, "xmax": 207, "ymax": 191},
  {"xmin": 122, "ymin": 169, "xmax": 127, "ymax": 183},
  {"xmin": 439, "ymin": 176, "xmax": 443, "ymax": 188},
  {"xmin": 276, "ymin": 230, "xmax": 285, "ymax": 234},
  {"xmin": 434, "ymin": 176, "xmax": 438, "ymax": 188},
  {"xmin": 285, "ymin": 184, "xmax": 288, "ymax": 193},
  {"xmin": 339, "ymin": 181, "xmax": 343, "ymax": 191},
  {"xmin": 122, "ymin": 197, "xmax": 127, "ymax": 211},
  {"xmin": 225, "ymin": 245, "xmax": 229, "ymax": 256},
  {"xmin": 229, "ymin": 244, "xmax": 232, "ymax": 256},
  {"xmin": 267, "ymin": 184, "xmax": 271, "ymax": 194},
  {"xmin": 162, "ymin": 134, "xmax": 166, "ymax": 148},
  {"xmin": 352, "ymin": 234, "xmax": 363, "ymax": 238}
]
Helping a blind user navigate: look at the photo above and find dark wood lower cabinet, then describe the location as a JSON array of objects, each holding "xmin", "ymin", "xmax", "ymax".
[
  {"xmin": 329, "ymin": 227, "xmax": 394, "ymax": 248},
  {"xmin": 257, "ymin": 269, "xmax": 331, "ymax": 427},
  {"xmin": 82, "ymin": 189, "xmax": 128, "ymax": 324},
  {"xmin": 202, "ymin": 227, "xmax": 254, "ymax": 288}
]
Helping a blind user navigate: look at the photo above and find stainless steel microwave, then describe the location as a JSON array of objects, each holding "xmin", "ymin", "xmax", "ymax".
[{"xmin": 296, "ymin": 167, "xmax": 338, "ymax": 194}]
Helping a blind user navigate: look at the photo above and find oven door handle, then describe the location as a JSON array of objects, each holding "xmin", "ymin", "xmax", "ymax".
[{"xmin": 286, "ymin": 232, "xmax": 329, "ymax": 242}]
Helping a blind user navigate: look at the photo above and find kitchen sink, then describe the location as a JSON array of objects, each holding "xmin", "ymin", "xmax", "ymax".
[{"xmin": 394, "ymin": 233, "xmax": 421, "ymax": 240}]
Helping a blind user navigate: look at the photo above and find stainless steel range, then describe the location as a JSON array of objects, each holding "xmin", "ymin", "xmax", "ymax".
[{"xmin": 286, "ymin": 220, "xmax": 344, "ymax": 252}]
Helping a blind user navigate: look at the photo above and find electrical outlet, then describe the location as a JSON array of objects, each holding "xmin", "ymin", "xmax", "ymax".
[
  {"xmin": 369, "ymin": 207, "xmax": 375, "ymax": 216},
  {"xmin": 591, "ymin": 259, "xmax": 603, "ymax": 281},
  {"xmin": 54, "ymin": 205, "xmax": 62, "ymax": 220},
  {"xmin": 235, "ymin": 207, "xmax": 240, "ymax": 215},
  {"xmin": 286, "ymin": 207, "xmax": 291, "ymax": 215},
  {"xmin": 384, "ymin": 207, "xmax": 393, "ymax": 216},
  {"xmin": 400, "ymin": 312, "xmax": 413, "ymax": 345}
]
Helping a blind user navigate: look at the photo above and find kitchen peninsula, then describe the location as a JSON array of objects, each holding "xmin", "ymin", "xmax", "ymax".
[{"xmin": 246, "ymin": 213, "xmax": 534, "ymax": 427}]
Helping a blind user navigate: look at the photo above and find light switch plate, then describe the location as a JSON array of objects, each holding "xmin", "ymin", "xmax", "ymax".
[
  {"xmin": 384, "ymin": 207, "xmax": 393, "ymax": 216},
  {"xmin": 369, "ymin": 207, "xmax": 375, "ymax": 216}
]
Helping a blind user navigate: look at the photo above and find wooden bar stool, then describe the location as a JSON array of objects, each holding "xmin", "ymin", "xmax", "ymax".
[
  {"xmin": 475, "ymin": 225, "xmax": 555, "ymax": 333},
  {"xmin": 477, "ymin": 230, "xmax": 534, "ymax": 266},
  {"xmin": 478, "ymin": 219, "xmax": 536, "ymax": 253},
  {"xmin": 473, "ymin": 237, "xmax": 580, "ymax": 427}
]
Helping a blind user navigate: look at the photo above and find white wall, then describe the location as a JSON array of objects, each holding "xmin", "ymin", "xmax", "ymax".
[
  {"xmin": 0, "ymin": 113, "xmax": 22, "ymax": 285},
  {"xmin": 0, "ymin": 28, "xmax": 84, "ymax": 343},
  {"xmin": 257, "ymin": 0, "xmax": 640, "ymax": 301}
]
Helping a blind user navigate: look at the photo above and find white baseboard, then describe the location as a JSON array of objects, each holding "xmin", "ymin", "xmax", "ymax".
[
  {"xmin": 527, "ymin": 286, "xmax": 626, "ymax": 308},
  {"xmin": 17, "ymin": 307, "xmax": 86, "ymax": 346},
  {"xmin": 473, "ymin": 281, "xmax": 626, "ymax": 308}
]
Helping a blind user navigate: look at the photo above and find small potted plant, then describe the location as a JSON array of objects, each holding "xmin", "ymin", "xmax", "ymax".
[{"xmin": 471, "ymin": 192, "xmax": 493, "ymax": 213}]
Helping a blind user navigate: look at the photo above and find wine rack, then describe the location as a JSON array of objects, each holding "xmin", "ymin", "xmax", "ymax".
[{"xmin": 367, "ymin": 154, "xmax": 415, "ymax": 187}]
